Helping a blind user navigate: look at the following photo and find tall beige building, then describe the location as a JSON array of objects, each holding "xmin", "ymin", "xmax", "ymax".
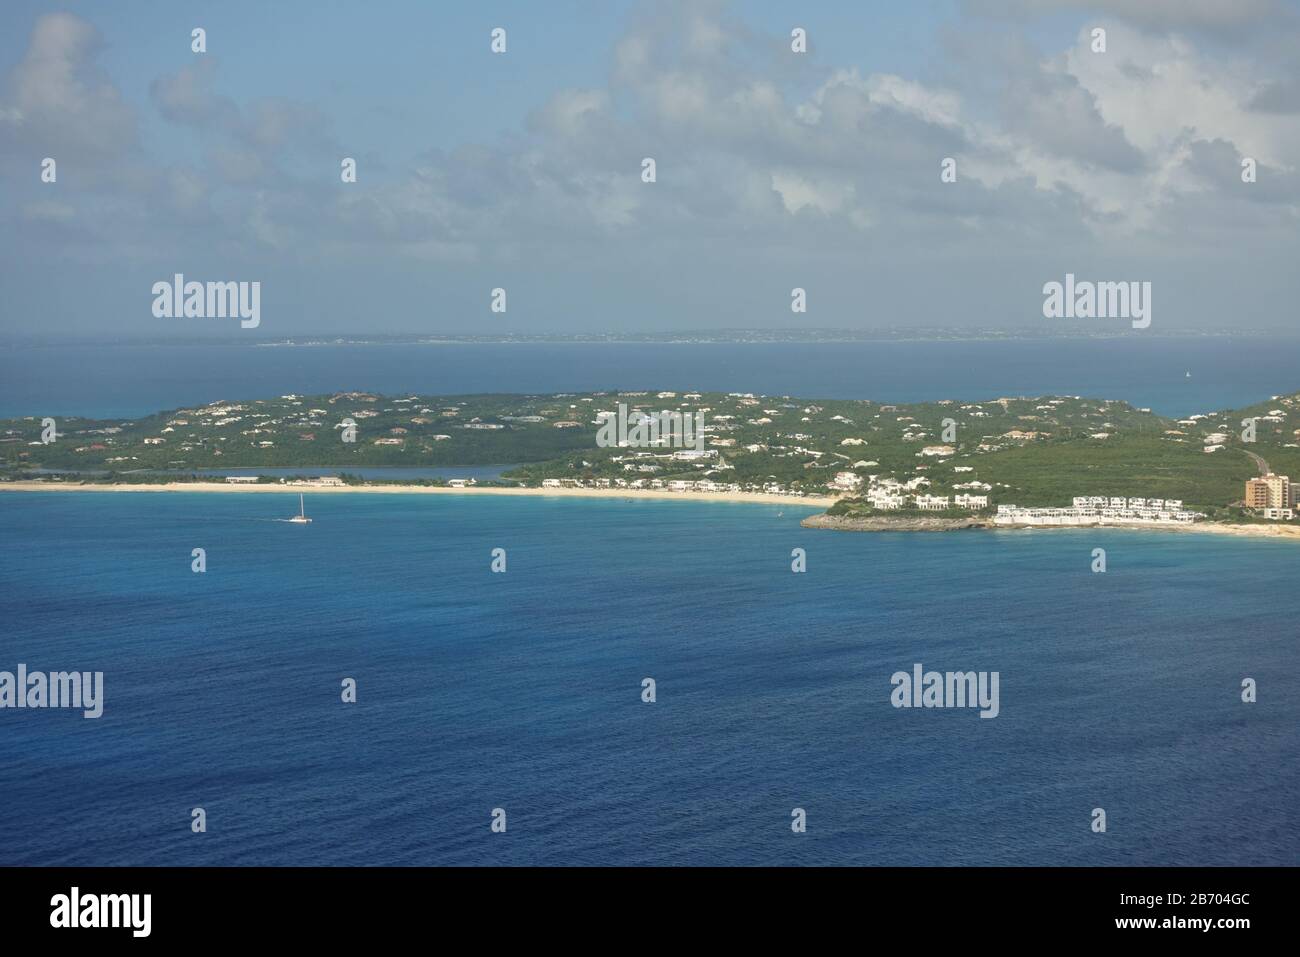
[
  {"xmin": 1268, "ymin": 474, "xmax": 1291, "ymax": 508},
  {"xmin": 1245, "ymin": 478, "xmax": 1270, "ymax": 507},
  {"xmin": 1246, "ymin": 473, "xmax": 1291, "ymax": 508}
]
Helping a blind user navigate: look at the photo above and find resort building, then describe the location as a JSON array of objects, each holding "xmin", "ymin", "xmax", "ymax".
[
  {"xmin": 866, "ymin": 489, "xmax": 905, "ymax": 510},
  {"xmin": 1245, "ymin": 474, "xmax": 1292, "ymax": 509},
  {"xmin": 1072, "ymin": 496, "xmax": 1182, "ymax": 511},
  {"xmin": 1245, "ymin": 478, "xmax": 1271, "ymax": 508},
  {"xmin": 832, "ymin": 471, "xmax": 863, "ymax": 490},
  {"xmin": 285, "ymin": 476, "xmax": 345, "ymax": 487},
  {"xmin": 997, "ymin": 495, "xmax": 1204, "ymax": 526},
  {"xmin": 1245, "ymin": 474, "xmax": 1295, "ymax": 518},
  {"xmin": 915, "ymin": 494, "xmax": 950, "ymax": 510}
]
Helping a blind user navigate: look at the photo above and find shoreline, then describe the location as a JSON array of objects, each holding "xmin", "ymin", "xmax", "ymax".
[
  {"xmin": 800, "ymin": 513, "xmax": 1300, "ymax": 540},
  {"xmin": 0, "ymin": 481, "xmax": 838, "ymax": 509},
  {"xmin": 4, "ymin": 482, "xmax": 1297, "ymax": 538}
]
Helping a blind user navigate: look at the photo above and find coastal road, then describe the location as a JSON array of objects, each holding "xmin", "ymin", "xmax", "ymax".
[{"xmin": 1244, "ymin": 449, "xmax": 1270, "ymax": 476}]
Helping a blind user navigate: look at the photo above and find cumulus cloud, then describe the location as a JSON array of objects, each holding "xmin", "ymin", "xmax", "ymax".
[
  {"xmin": 0, "ymin": 12, "xmax": 137, "ymax": 158},
  {"xmin": 1248, "ymin": 78, "xmax": 1300, "ymax": 114},
  {"xmin": 1, "ymin": 3, "xmax": 1296, "ymax": 332}
]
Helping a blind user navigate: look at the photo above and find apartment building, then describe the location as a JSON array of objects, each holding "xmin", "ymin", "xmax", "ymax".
[{"xmin": 1246, "ymin": 473, "xmax": 1292, "ymax": 510}]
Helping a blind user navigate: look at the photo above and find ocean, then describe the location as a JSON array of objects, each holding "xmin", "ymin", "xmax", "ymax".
[
  {"xmin": 3, "ymin": 337, "xmax": 1299, "ymax": 420},
  {"xmin": 0, "ymin": 492, "xmax": 1295, "ymax": 866}
]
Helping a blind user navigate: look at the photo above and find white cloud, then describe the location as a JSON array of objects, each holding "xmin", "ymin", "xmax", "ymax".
[
  {"xmin": 0, "ymin": 12, "xmax": 136, "ymax": 157},
  {"xmin": 1, "ymin": 2, "xmax": 1296, "ymax": 329}
]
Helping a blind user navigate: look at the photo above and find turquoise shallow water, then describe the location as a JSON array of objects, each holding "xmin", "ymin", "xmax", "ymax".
[{"xmin": 0, "ymin": 491, "xmax": 1296, "ymax": 865}]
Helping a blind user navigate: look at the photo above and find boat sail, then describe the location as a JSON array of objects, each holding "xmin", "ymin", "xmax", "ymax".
[{"xmin": 288, "ymin": 493, "xmax": 312, "ymax": 524}]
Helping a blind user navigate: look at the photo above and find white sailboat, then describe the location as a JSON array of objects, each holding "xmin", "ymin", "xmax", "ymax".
[{"xmin": 288, "ymin": 493, "xmax": 312, "ymax": 524}]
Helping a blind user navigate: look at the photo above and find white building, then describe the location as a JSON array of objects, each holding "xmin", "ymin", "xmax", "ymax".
[
  {"xmin": 914, "ymin": 494, "xmax": 950, "ymax": 510},
  {"xmin": 866, "ymin": 489, "xmax": 905, "ymax": 510},
  {"xmin": 997, "ymin": 495, "xmax": 1203, "ymax": 526}
]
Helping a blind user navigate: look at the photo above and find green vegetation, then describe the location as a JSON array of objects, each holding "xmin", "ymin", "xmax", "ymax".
[{"xmin": 4, "ymin": 388, "xmax": 1299, "ymax": 518}]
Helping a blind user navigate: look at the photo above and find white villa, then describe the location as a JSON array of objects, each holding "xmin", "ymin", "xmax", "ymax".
[
  {"xmin": 285, "ymin": 476, "xmax": 345, "ymax": 487},
  {"xmin": 865, "ymin": 489, "xmax": 906, "ymax": 510},
  {"xmin": 995, "ymin": 495, "xmax": 1203, "ymax": 526},
  {"xmin": 914, "ymin": 494, "xmax": 950, "ymax": 510},
  {"xmin": 832, "ymin": 471, "xmax": 863, "ymax": 490}
]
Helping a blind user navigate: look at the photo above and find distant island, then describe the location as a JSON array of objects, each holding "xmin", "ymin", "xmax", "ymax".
[
  {"xmin": 3, "ymin": 387, "xmax": 1300, "ymax": 537},
  {"xmin": 1, "ymin": 327, "xmax": 1284, "ymax": 350}
]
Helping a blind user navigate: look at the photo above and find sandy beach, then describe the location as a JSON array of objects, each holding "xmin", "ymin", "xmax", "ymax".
[
  {"xmin": 5, "ymin": 481, "xmax": 1299, "ymax": 537},
  {"xmin": 0, "ymin": 480, "xmax": 838, "ymax": 509}
]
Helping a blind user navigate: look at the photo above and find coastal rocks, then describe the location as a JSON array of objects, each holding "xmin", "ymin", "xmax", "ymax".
[{"xmin": 801, "ymin": 513, "xmax": 989, "ymax": 532}]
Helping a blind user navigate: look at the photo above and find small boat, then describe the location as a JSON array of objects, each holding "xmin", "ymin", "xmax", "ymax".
[
  {"xmin": 288, "ymin": 493, "xmax": 312, "ymax": 524},
  {"xmin": 1185, "ymin": 371, "xmax": 1191, "ymax": 378}
]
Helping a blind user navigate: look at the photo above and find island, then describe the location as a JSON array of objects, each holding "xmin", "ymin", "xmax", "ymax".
[{"xmin": 3, "ymin": 388, "xmax": 1299, "ymax": 537}]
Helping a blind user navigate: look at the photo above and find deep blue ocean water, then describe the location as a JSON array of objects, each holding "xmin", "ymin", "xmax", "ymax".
[
  {"xmin": 0, "ymin": 492, "xmax": 1295, "ymax": 866},
  {"xmin": 3, "ymin": 337, "xmax": 1299, "ymax": 419}
]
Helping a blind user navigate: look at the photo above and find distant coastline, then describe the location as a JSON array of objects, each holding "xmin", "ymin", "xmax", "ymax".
[{"xmin": 3, "ymin": 328, "xmax": 1287, "ymax": 350}]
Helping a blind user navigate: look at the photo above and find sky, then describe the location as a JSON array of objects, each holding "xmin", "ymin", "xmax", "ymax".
[{"xmin": 1, "ymin": 0, "xmax": 1298, "ymax": 338}]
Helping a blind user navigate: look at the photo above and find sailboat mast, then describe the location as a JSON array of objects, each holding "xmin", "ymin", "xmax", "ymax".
[{"xmin": 300, "ymin": 493, "xmax": 305, "ymax": 517}]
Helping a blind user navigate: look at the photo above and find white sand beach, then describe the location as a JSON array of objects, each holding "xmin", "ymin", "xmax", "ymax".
[
  {"xmin": 0, "ymin": 480, "xmax": 839, "ymax": 509},
  {"xmin": 6, "ymin": 482, "xmax": 1299, "ymax": 537}
]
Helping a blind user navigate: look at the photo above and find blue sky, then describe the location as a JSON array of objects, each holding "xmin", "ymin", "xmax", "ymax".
[
  {"xmin": 1, "ymin": 2, "xmax": 969, "ymax": 173},
  {"xmin": 2, "ymin": 1, "xmax": 1298, "ymax": 337}
]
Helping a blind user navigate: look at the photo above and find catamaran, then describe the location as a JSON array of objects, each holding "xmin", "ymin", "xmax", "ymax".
[{"xmin": 288, "ymin": 493, "xmax": 312, "ymax": 524}]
